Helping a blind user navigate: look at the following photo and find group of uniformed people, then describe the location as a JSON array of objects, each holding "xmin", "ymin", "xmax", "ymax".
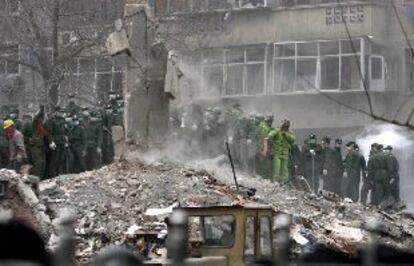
[
  {"xmin": 172, "ymin": 105, "xmax": 400, "ymax": 206},
  {"xmin": 0, "ymin": 91, "xmax": 124, "ymax": 179}
]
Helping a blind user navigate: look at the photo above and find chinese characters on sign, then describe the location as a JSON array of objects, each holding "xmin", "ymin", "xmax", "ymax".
[{"xmin": 326, "ymin": 6, "xmax": 364, "ymax": 25}]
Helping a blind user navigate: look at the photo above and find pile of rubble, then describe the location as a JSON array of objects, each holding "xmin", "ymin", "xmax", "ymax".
[
  {"xmin": 0, "ymin": 169, "xmax": 52, "ymax": 239},
  {"xmin": 40, "ymin": 160, "xmax": 240, "ymax": 262},
  {"xmin": 38, "ymin": 154, "xmax": 414, "ymax": 263}
]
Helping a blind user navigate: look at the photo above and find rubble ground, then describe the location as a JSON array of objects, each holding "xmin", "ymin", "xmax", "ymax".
[{"xmin": 40, "ymin": 152, "xmax": 414, "ymax": 264}]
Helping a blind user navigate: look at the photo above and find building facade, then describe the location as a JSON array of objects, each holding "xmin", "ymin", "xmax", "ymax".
[{"xmin": 150, "ymin": 0, "xmax": 414, "ymax": 140}]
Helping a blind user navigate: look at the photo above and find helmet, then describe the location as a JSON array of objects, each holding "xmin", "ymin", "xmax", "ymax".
[{"xmin": 3, "ymin": 119, "xmax": 15, "ymax": 129}]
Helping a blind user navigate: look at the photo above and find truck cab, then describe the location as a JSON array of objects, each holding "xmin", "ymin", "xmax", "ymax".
[{"xmin": 145, "ymin": 204, "xmax": 276, "ymax": 266}]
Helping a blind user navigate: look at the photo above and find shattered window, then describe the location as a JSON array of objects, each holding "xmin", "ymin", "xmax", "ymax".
[
  {"xmin": 226, "ymin": 65, "xmax": 244, "ymax": 95},
  {"xmin": 341, "ymin": 56, "xmax": 361, "ymax": 90},
  {"xmin": 296, "ymin": 59, "xmax": 317, "ymax": 92},
  {"xmin": 203, "ymin": 215, "xmax": 235, "ymax": 247},
  {"xmin": 0, "ymin": 44, "xmax": 19, "ymax": 75},
  {"xmin": 247, "ymin": 64, "xmax": 265, "ymax": 95},
  {"xmin": 273, "ymin": 59, "xmax": 295, "ymax": 93},
  {"xmin": 260, "ymin": 216, "xmax": 271, "ymax": 257},
  {"xmin": 321, "ymin": 57, "xmax": 340, "ymax": 90},
  {"xmin": 244, "ymin": 216, "xmax": 256, "ymax": 256},
  {"xmin": 371, "ymin": 57, "xmax": 383, "ymax": 80},
  {"xmin": 274, "ymin": 43, "xmax": 295, "ymax": 57}
]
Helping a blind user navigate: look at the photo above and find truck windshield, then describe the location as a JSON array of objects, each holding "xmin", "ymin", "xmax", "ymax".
[{"xmin": 189, "ymin": 215, "xmax": 236, "ymax": 247}]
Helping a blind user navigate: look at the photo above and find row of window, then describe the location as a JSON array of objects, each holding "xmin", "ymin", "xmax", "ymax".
[
  {"xmin": 153, "ymin": 0, "xmax": 381, "ymax": 16},
  {"xmin": 185, "ymin": 38, "xmax": 387, "ymax": 97}
]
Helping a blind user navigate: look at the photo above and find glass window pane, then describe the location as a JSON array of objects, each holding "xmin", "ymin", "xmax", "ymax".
[
  {"xmin": 193, "ymin": 0, "xmax": 206, "ymax": 11},
  {"xmin": 274, "ymin": 44, "xmax": 295, "ymax": 57},
  {"xmin": 202, "ymin": 66, "xmax": 223, "ymax": 97},
  {"xmin": 79, "ymin": 57, "xmax": 95, "ymax": 73},
  {"xmin": 226, "ymin": 65, "xmax": 244, "ymax": 95},
  {"xmin": 6, "ymin": 59, "xmax": 19, "ymax": 74},
  {"xmin": 246, "ymin": 48, "xmax": 265, "ymax": 62},
  {"xmin": 241, "ymin": 0, "xmax": 265, "ymax": 8},
  {"xmin": 0, "ymin": 59, "xmax": 6, "ymax": 74},
  {"xmin": 320, "ymin": 41, "xmax": 339, "ymax": 55},
  {"xmin": 245, "ymin": 217, "xmax": 255, "ymax": 257},
  {"xmin": 371, "ymin": 57, "xmax": 383, "ymax": 80},
  {"xmin": 227, "ymin": 49, "xmax": 244, "ymax": 64},
  {"xmin": 203, "ymin": 50, "xmax": 224, "ymax": 64},
  {"xmin": 97, "ymin": 57, "xmax": 113, "ymax": 72},
  {"xmin": 78, "ymin": 74, "xmax": 95, "ymax": 100},
  {"xmin": 341, "ymin": 39, "xmax": 361, "ymax": 54},
  {"xmin": 297, "ymin": 42, "xmax": 317, "ymax": 56},
  {"xmin": 247, "ymin": 64, "xmax": 264, "ymax": 95},
  {"xmin": 321, "ymin": 57, "xmax": 339, "ymax": 90},
  {"xmin": 170, "ymin": 0, "xmax": 190, "ymax": 13},
  {"xmin": 296, "ymin": 59, "xmax": 317, "ymax": 92},
  {"xmin": 112, "ymin": 72, "xmax": 123, "ymax": 93},
  {"xmin": 260, "ymin": 216, "xmax": 271, "ymax": 256},
  {"xmin": 273, "ymin": 59, "xmax": 295, "ymax": 93},
  {"xmin": 341, "ymin": 56, "xmax": 361, "ymax": 90},
  {"xmin": 97, "ymin": 74, "xmax": 111, "ymax": 101}
]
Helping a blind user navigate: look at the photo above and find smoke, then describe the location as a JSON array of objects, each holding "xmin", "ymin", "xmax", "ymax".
[{"xmin": 355, "ymin": 123, "xmax": 414, "ymax": 211}]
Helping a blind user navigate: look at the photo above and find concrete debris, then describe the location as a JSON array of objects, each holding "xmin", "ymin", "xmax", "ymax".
[
  {"xmin": 0, "ymin": 169, "xmax": 52, "ymax": 239},
  {"xmin": 29, "ymin": 155, "xmax": 414, "ymax": 264}
]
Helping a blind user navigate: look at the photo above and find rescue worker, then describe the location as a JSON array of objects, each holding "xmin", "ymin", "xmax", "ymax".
[
  {"xmin": 332, "ymin": 139, "xmax": 344, "ymax": 195},
  {"xmin": 66, "ymin": 92, "xmax": 81, "ymax": 116},
  {"xmin": 30, "ymin": 111, "xmax": 48, "ymax": 179},
  {"xmin": 267, "ymin": 119, "xmax": 295, "ymax": 183},
  {"xmin": 256, "ymin": 115, "xmax": 273, "ymax": 179},
  {"xmin": 4, "ymin": 119, "xmax": 27, "ymax": 172},
  {"xmin": 22, "ymin": 114, "xmax": 33, "ymax": 164},
  {"xmin": 342, "ymin": 142, "xmax": 362, "ymax": 202},
  {"xmin": 384, "ymin": 145, "xmax": 400, "ymax": 202},
  {"xmin": 355, "ymin": 144, "xmax": 367, "ymax": 201},
  {"xmin": 321, "ymin": 137, "xmax": 339, "ymax": 193},
  {"xmin": 361, "ymin": 143, "xmax": 378, "ymax": 204},
  {"xmin": 45, "ymin": 106, "xmax": 68, "ymax": 177},
  {"xmin": 0, "ymin": 118, "xmax": 9, "ymax": 168},
  {"xmin": 368, "ymin": 144, "xmax": 389, "ymax": 206},
  {"xmin": 68, "ymin": 116, "xmax": 87, "ymax": 173},
  {"xmin": 246, "ymin": 113, "xmax": 259, "ymax": 173},
  {"xmin": 302, "ymin": 134, "xmax": 323, "ymax": 192},
  {"xmin": 84, "ymin": 111, "xmax": 103, "ymax": 170}
]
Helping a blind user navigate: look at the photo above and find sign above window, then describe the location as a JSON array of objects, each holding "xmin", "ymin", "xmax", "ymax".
[{"xmin": 325, "ymin": 6, "xmax": 364, "ymax": 25}]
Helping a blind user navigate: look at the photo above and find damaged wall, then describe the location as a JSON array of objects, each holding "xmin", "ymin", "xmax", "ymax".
[{"xmin": 123, "ymin": 1, "xmax": 171, "ymax": 146}]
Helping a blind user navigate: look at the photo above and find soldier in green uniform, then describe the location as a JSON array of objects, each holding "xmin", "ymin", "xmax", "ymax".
[
  {"xmin": 302, "ymin": 134, "xmax": 323, "ymax": 192},
  {"xmin": 0, "ymin": 118, "xmax": 9, "ymax": 168},
  {"xmin": 321, "ymin": 137, "xmax": 340, "ymax": 193},
  {"xmin": 84, "ymin": 111, "xmax": 103, "ymax": 170},
  {"xmin": 65, "ymin": 93, "xmax": 81, "ymax": 116},
  {"xmin": 256, "ymin": 115, "xmax": 273, "ymax": 179},
  {"xmin": 384, "ymin": 146, "xmax": 400, "ymax": 202},
  {"xmin": 30, "ymin": 112, "xmax": 47, "ymax": 179},
  {"xmin": 102, "ymin": 105, "xmax": 114, "ymax": 165},
  {"xmin": 268, "ymin": 120, "xmax": 295, "ymax": 183},
  {"xmin": 368, "ymin": 144, "xmax": 389, "ymax": 206},
  {"xmin": 342, "ymin": 142, "xmax": 362, "ymax": 202},
  {"xmin": 361, "ymin": 143, "xmax": 377, "ymax": 204},
  {"xmin": 45, "ymin": 106, "xmax": 68, "ymax": 177},
  {"xmin": 67, "ymin": 116, "xmax": 86, "ymax": 173},
  {"xmin": 332, "ymin": 139, "xmax": 344, "ymax": 195}
]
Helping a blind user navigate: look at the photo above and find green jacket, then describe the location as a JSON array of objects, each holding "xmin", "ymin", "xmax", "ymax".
[
  {"xmin": 268, "ymin": 128, "xmax": 295, "ymax": 158},
  {"xmin": 367, "ymin": 151, "xmax": 388, "ymax": 182},
  {"xmin": 84, "ymin": 118, "xmax": 103, "ymax": 148},
  {"xmin": 68, "ymin": 124, "xmax": 86, "ymax": 150},
  {"xmin": 46, "ymin": 116, "xmax": 67, "ymax": 145}
]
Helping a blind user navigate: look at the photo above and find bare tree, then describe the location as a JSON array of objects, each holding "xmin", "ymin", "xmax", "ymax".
[{"xmin": 0, "ymin": 0, "xmax": 117, "ymax": 108}]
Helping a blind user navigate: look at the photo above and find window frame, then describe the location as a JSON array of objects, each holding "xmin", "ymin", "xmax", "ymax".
[{"xmin": 272, "ymin": 38, "xmax": 365, "ymax": 93}]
